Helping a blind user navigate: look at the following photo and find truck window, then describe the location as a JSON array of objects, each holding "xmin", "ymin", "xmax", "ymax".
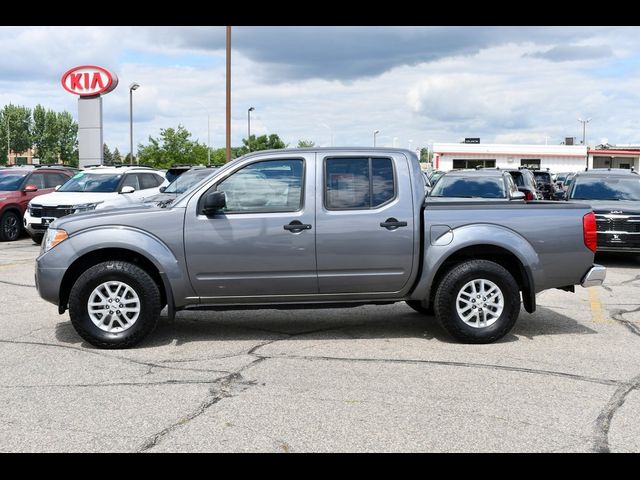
[
  {"xmin": 217, "ymin": 159, "xmax": 304, "ymax": 213},
  {"xmin": 325, "ymin": 157, "xmax": 395, "ymax": 210}
]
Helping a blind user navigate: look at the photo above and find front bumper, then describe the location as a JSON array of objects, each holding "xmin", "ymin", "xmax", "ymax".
[
  {"xmin": 35, "ymin": 255, "xmax": 66, "ymax": 307},
  {"xmin": 23, "ymin": 210, "xmax": 48, "ymax": 236},
  {"xmin": 581, "ymin": 265, "xmax": 607, "ymax": 288}
]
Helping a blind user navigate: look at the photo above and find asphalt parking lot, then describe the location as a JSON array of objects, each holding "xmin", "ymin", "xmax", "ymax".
[{"xmin": 0, "ymin": 237, "xmax": 639, "ymax": 452}]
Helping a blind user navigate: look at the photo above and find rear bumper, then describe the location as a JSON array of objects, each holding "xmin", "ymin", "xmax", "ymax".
[{"xmin": 581, "ymin": 265, "xmax": 607, "ymax": 288}]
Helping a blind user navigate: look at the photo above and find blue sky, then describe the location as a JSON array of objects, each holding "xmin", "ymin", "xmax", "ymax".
[{"xmin": 2, "ymin": 26, "xmax": 640, "ymax": 155}]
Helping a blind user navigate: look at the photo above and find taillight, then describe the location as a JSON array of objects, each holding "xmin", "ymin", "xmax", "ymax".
[
  {"xmin": 524, "ymin": 190, "xmax": 534, "ymax": 201},
  {"xmin": 583, "ymin": 211, "xmax": 597, "ymax": 253}
]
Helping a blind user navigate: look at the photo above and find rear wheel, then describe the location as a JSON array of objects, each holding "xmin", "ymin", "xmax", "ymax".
[
  {"xmin": 0, "ymin": 211, "xmax": 21, "ymax": 242},
  {"xmin": 434, "ymin": 260, "xmax": 520, "ymax": 344},
  {"xmin": 69, "ymin": 261, "xmax": 161, "ymax": 349}
]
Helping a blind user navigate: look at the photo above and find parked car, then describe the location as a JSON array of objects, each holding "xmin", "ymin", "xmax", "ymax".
[
  {"xmin": 505, "ymin": 167, "xmax": 542, "ymax": 201},
  {"xmin": 532, "ymin": 170, "xmax": 556, "ymax": 200},
  {"xmin": 0, "ymin": 166, "xmax": 75, "ymax": 241},
  {"xmin": 35, "ymin": 148, "xmax": 604, "ymax": 348},
  {"xmin": 24, "ymin": 165, "xmax": 166, "ymax": 244},
  {"xmin": 427, "ymin": 169, "xmax": 525, "ymax": 201},
  {"xmin": 566, "ymin": 168, "xmax": 640, "ymax": 253},
  {"xmin": 428, "ymin": 170, "xmax": 445, "ymax": 185}
]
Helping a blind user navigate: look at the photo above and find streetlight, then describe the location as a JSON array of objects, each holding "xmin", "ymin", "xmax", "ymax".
[
  {"xmin": 393, "ymin": 137, "xmax": 398, "ymax": 147},
  {"xmin": 578, "ymin": 117, "xmax": 591, "ymax": 169},
  {"xmin": 247, "ymin": 107, "xmax": 255, "ymax": 152},
  {"xmin": 373, "ymin": 130, "xmax": 380, "ymax": 147},
  {"xmin": 129, "ymin": 82, "xmax": 140, "ymax": 165}
]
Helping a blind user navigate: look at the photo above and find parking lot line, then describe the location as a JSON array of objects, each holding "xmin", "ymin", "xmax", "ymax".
[{"xmin": 589, "ymin": 287, "xmax": 610, "ymax": 323}]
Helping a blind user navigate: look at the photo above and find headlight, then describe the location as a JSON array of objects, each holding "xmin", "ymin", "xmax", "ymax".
[
  {"xmin": 42, "ymin": 228, "xmax": 68, "ymax": 253},
  {"xmin": 73, "ymin": 202, "xmax": 103, "ymax": 214}
]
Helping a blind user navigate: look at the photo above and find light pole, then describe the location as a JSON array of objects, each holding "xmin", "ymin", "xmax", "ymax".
[
  {"xmin": 578, "ymin": 117, "xmax": 591, "ymax": 169},
  {"xmin": 373, "ymin": 130, "xmax": 380, "ymax": 147},
  {"xmin": 247, "ymin": 107, "xmax": 255, "ymax": 152},
  {"xmin": 129, "ymin": 82, "xmax": 140, "ymax": 165},
  {"xmin": 393, "ymin": 137, "xmax": 398, "ymax": 147}
]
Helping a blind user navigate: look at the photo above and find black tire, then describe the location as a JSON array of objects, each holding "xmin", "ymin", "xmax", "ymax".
[
  {"xmin": 0, "ymin": 211, "xmax": 21, "ymax": 242},
  {"xmin": 405, "ymin": 300, "xmax": 434, "ymax": 316},
  {"xmin": 68, "ymin": 261, "xmax": 161, "ymax": 349},
  {"xmin": 434, "ymin": 260, "xmax": 520, "ymax": 344},
  {"xmin": 30, "ymin": 233, "xmax": 44, "ymax": 245}
]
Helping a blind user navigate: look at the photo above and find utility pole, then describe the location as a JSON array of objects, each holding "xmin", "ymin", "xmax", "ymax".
[
  {"xmin": 225, "ymin": 26, "xmax": 232, "ymax": 163},
  {"xmin": 578, "ymin": 117, "xmax": 591, "ymax": 170}
]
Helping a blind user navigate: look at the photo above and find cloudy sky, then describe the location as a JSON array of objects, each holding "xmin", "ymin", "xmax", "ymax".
[{"xmin": 1, "ymin": 26, "xmax": 639, "ymax": 154}]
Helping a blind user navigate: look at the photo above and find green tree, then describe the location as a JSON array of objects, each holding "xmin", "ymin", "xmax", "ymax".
[
  {"xmin": 237, "ymin": 133, "xmax": 287, "ymax": 156},
  {"xmin": 0, "ymin": 104, "xmax": 32, "ymax": 163},
  {"xmin": 56, "ymin": 112, "xmax": 78, "ymax": 165},
  {"xmin": 103, "ymin": 143, "xmax": 113, "ymax": 165},
  {"xmin": 112, "ymin": 148, "xmax": 122, "ymax": 164},
  {"xmin": 297, "ymin": 139, "xmax": 315, "ymax": 148},
  {"xmin": 420, "ymin": 147, "xmax": 432, "ymax": 163},
  {"xmin": 137, "ymin": 124, "xmax": 212, "ymax": 169}
]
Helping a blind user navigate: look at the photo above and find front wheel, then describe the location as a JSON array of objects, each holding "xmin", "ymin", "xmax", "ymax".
[
  {"xmin": 68, "ymin": 261, "xmax": 161, "ymax": 348},
  {"xmin": 434, "ymin": 260, "xmax": 521, "ymax": 344}
]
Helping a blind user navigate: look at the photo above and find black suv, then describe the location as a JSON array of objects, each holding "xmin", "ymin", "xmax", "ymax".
[
  {"xmin": 567, "ymin": 168, "xmax": 640, "ymax": 253},
  {"xmin": 427, "ymin": 169, "xmax": 525, "ymax": 201},
  {"xmin": 533, "ymin": 170, "xmax": 556, "ymax": 200}
]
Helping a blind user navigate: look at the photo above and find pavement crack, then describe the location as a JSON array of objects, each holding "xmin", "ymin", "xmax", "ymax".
[
  {"xmin": 592, "ymin": 372, "xmax": 640, "ymax": 453},
  {"xmin": 136, "ymin": 361, "xmax": 262, "ymax": 452},
  {"xmin": 608, "ymin": 306, "xmax": 640, "ymax": 337},
  {"xmin": 0, "ymin": 279, "xmax": 35, "ymax": 288},
  {"xmin": 620, "ymin": 274, "xmax": 640, "ymax": 285},
  {"xmin": 0, "ymin": 379, "xmax": 226, "ymax": 389},
  {"xmin": 263, "ymin": 354, "xmax": 625, "ymax": 387}
]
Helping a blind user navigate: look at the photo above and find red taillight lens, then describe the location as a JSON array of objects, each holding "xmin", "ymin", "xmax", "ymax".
[
  {"xmin": 583, "ymin": 211, "xmax": 597, "ymax": 253},
  {"xmin": 524, "ymin": 190, "xmax": 534, "ymax": 201}
]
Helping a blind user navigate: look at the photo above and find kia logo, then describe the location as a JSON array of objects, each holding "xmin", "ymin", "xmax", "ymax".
[
  {"xmin": 610, "ymin": 210, "xmax": 623, "ymax": 214},
  {"xmin": 61, "ymin": 65, "xmax": 118, "ymax": 97}
]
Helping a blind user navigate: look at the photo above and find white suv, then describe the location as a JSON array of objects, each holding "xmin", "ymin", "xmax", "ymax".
[{"xmin": 24, "ymin": 166, "xmax": 167, "ymax": 243}]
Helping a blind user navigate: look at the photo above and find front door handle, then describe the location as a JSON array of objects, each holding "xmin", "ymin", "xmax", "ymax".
[
  {"xmin": 380, "ymin": 218, "xmax": 408, "ymax": 230},
  {"xmin": 284, "ymin": 220, "xmax": 312, "ymax": 232}
]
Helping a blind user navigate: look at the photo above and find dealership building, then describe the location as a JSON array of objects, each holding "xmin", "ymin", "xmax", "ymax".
[{"xmin": 432, "ymin": 142, "xmax": 640, "ymax": 173}]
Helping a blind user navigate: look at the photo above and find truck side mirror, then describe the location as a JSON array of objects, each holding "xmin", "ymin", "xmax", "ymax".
[
  {"xmin": 511, "ymin": 191, "xmax": 526, "ymax": 200},
  {"xmin": 202, "ymin": 191, "xmax": 226, "ymax": 215},
  {"xmin": 120, "ymin": 186, "xmax": 135, "ymax": 194},
  {"xmin": 159, "ymin": 186, "xmax": 166, "ymax": 193}
]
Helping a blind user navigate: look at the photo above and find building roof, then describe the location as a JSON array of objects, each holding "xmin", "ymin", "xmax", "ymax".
[{"xmin": 433, "ymin": 143, "xmax": 587, "ymax": 157}]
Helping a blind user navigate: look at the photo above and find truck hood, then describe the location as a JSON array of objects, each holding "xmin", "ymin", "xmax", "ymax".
[
  {"xmin": 29, "ymin": 191, "xmax": 119, "ymax": 207},
  {"xmin": 568, "ymin": 199, "xmax": 640, "ymax": 214},
  {"xmin": 51, "ymin": 203, "xmax": 165, "ymax": 233}
]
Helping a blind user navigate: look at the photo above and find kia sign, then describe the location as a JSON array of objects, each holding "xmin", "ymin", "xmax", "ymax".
[{"xmin": 61, "ymin": 65, "xmax": 118, "ymax": 97}]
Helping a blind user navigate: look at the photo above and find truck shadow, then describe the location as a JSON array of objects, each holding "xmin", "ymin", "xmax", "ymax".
[{"xmin": 54, "ymin": 305, "xmax": 596, "ymax": 348}]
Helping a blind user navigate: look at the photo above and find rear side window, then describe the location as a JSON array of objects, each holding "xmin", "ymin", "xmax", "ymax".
[
  {"xmin": 43, "ymin": 172, "xmax": 70, "ymax": 189},
  {"xmin": 325, "ymin": 157, "xmax": 395, "ymax": 210},
  {"xmin": 140, "ymin": 173, "xmax": 164, "ymax": 189}
]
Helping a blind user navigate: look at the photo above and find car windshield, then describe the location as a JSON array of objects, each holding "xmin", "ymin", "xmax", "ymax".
[
  {"xmin": 534, "ymin": 172, "xmax": 552, "ymax": 184},
  {"xmin": 0, "ymin": 172, "xmax": 27, "ymax": 191},
  {"xmin": 570, "ymin": 176, "xmax": 640, "ymax": 201},
  {"xmin": 163, "ymin": 169, "xmax": 215, "ymax": 194},
  {"xmin": 58, "ymin": 173, "xmax": 123, "ymax": 192},
  {"xmin": 556, "ymin": 175, "xmax": 567, "ymax": 183},
  {"xmin": 430, "ymin": 176, "xmax": 506, "ymax": 198}
]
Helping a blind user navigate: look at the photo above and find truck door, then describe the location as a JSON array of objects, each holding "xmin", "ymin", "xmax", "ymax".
[
  {"xmin": 184, "ymin": 154, "xmax": 317, "ymax": 299},
  {"xmin": 315, "ymin": 153, "xmax": 415, "ymax": 294}
]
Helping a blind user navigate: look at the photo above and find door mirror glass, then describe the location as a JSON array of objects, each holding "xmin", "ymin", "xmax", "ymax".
[
  {"xmin": 120, "ymin": 186, "xmax": 135, "ymax": 194},
  {"xmin": 202, "ymin": 191, "xmax": 226, "ymax": 215},
  {"xmin": 23, "ymin": 184, "xmax": 38, "ymax": 193}
]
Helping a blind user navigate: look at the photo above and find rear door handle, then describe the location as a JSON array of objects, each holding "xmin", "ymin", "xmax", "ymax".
[
  {"xmin": 284, "ymin": 220, "xmax": 312, "ymax": 232},
  {"xmin": 380, "ymin": 217, "xmax": 408, "ymax": 230}
]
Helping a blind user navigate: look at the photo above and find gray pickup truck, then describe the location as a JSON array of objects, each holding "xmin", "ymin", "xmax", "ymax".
[{"xmin": 35, "ymin": 148, "xmax": 606, "ymax": 348}]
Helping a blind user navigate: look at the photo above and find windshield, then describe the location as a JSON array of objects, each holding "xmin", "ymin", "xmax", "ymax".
[
  {"xmin": 0, "ymin": 172, "xmax": 27, "ymax": 191},
  {"xmin": 533, "ymin": 172, "xmax": 551, "ymax": 184},
  {"xmin": 163, "ymin": 169, "xmax": 215, "ymax": 194},
  {"xmin": 430, "ymin": 176, "xmax": 506, "ymax": 198},
  {"xmin": 58, "ymin": 173, "xmax": 123, "ymax": 192},
  {"xmin": 556, "ymin": 175, "xmax": 567, "ymax": 183},
  {"xmin": 570, "ymin": 176, "xmax": 640, "ymax": 201},
  {"xmin": 509, "ymin": 171, "xmax": 526, "ymax": 187}
]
